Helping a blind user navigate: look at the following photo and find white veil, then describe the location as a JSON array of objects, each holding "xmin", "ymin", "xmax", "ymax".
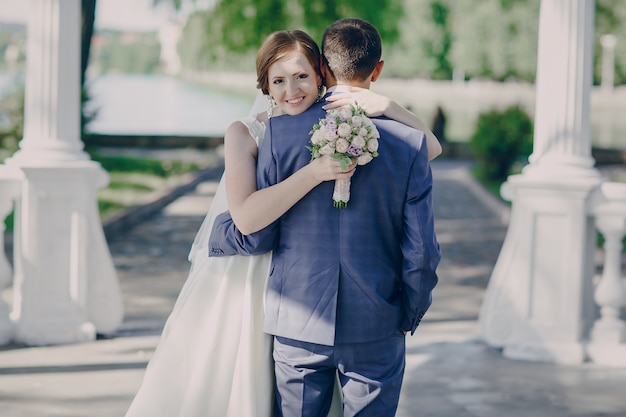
[{"xmin": 187, "ymin": 90, "xmax": 269, "ymax": 263}]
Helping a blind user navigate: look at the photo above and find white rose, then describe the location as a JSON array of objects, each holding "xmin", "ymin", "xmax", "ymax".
[
  {"xmin": 311, "ymin": 129, "xmax": 323, "ymax": 145},
  {"xmin": 339, "ymin": 107, "xmax": 353, "ymax": 121},
  {"xmin": 358, "ymin": 127, "xmax": 369, "ymax": 137},
  {"xmin": 320, "ymin": 143, "xmax": 334, "ymax": 156},
  {"xmin": 318, "ymin": 126, "xmax": 333, "ymax": 142},
  {"xmin": 357, "ymin": 152, "xmax": 374, "ymax": 165},
  {"xmin": 351, "ymin": 135, "xmax": 366, "ymax": 149},
  {"xmin": 335, "ymin": 138, "xmax": 350, "ymax": 153},
  {"xmin": 367, "ymin": 138, "xmax": 379, "ymax": 152},
  {"xmin": 338, "ymin": 123, "xmax": 352, "ymax": 138},
  {"xmin": 351, "ymin": 115, "xmax": 363, "ymax": 128}
]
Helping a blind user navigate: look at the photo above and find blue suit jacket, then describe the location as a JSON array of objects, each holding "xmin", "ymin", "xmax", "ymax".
[{"xmin": 209, "ymin": 99, "xmax": 440, "ymax": 346}]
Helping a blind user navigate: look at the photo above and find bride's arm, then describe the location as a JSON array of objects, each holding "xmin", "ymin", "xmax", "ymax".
[
  {"xmin": 324, "ymin": 87, "xmax": 442, "ymax": 160},
  {"xmin": 223, "ymin": 120, "xmax": 354, "ymax": 236}
]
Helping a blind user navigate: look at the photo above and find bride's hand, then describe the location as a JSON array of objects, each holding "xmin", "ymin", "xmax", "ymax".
[
  {"xmin": 308, "ymin": 155, "xmax": 356, "ymax": 183},
  {"xmin": 323, "ymin": 86, "xmax": 392, "ymax": 117}
]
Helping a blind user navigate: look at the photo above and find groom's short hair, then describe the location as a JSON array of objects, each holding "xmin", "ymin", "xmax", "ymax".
[{"xmin": 322, "ymin": 18, "xmax": 382, "ymax": 82}]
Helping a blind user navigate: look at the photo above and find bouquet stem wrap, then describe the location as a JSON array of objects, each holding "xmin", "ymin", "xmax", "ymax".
[{"xmin": 333, "ymin": 178, "xmax": 351, "ymax": 208}]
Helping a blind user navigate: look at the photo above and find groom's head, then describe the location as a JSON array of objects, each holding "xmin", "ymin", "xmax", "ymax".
[{"xmin": 321, "ymin": 18, "xmax": 383, "ymax": 86}]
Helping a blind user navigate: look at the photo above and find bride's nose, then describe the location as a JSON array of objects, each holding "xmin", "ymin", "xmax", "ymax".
[{"xmin": 286, "ymin": 80, "xmax": 299, "ymax": 95}]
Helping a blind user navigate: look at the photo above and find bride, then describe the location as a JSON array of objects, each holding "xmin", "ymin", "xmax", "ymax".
[{"xmin": 124, "ymin": 29, "xmax": 441, "ymax": 417}]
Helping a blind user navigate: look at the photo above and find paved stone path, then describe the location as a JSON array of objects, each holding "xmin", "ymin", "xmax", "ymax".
[{"xmin": 0, "ymin": 160, "xmax": 625, "ymax": 417}]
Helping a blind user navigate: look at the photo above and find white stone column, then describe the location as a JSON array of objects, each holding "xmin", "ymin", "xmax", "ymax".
[
  {"xmin": 5, "ymin": 0, "xmax": 123, "ymax": 345},
  {"xmin": 0, "ymin": 171, "xmax": 21, "ymax": 345},
  {"xmin": 587, "ymin": 182, "xmax": 626, "ymax": 367},
  {"xmin": 600, "ymin": 34, "xmax": 617, "ymax": 94},
  {"xmin": 478, "ymin": 0, "xmax": 601, "ymax": 364}
]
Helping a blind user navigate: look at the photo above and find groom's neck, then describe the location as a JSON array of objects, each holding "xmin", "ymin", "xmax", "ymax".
[{"xmin": 328, "ymin": 80, "xmax": 371, "ymax": 89}]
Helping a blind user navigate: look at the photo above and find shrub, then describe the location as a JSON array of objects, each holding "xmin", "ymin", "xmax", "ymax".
[
  {"xmin": 90, "ymin": 153, "xmax": 199, "ymax": 177},
  {"xmin": 470, "ymin": 105, "xmax": 533, "ymax": 182}
]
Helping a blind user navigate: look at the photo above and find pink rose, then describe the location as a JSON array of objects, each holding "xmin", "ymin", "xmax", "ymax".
[
  {"xmin": 335, "ymin": 138, "xmax": 350, "ymax": 153},
  {"xmin": 320, "ymin": 143, "xmax": 334, "ymax": 156},
  {"xmin": 338, "ymin": 123, "xmax": 352, "ymax": 138},
  {"xmin": 357, "ymin": 152, "xmax": 374, "ymax": 165},
  {"xmin": 311, "ymin": 129, "xmax": 323, "ymax": 145},
  {"xmin": 367, "ymin": 138, "xmax": 379, "ymax": 152},
  {"xmin": 339, "ymin": 107, "xmax": 353, "ymax": 121},
  {"xmin": 351, "ymin": 115, "xmax": 364, "ymax": 128},
  {"xmin": 351, "ymin": 136, "xmax": 366, "ymax": 149},
  {"xmin": 321, "ymin": 125, "xmax": 338, "ymax": 142}
]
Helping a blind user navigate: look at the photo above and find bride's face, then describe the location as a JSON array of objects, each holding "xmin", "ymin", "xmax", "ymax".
[{"xmin": 267, "ymin": 50, "xmax": 321, "ymax": 116}]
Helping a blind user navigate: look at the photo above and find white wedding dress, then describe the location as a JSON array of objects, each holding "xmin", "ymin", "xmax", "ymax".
[{"xmin": 125, "ymin": 99, "xmax": 342, "ymax": 416}]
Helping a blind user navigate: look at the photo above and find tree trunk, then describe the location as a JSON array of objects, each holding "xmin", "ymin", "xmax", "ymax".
[{"xmin": 81, "ymin": 0, "xmax": 97, "ymax": 87}]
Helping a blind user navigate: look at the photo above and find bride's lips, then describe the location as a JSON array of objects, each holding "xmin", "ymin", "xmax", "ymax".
[{"xmin": 285, "ymin": 96, "xmax": 306, "ymax": 106}]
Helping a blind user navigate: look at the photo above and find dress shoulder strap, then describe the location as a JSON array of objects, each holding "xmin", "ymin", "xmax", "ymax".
[{"xmin": 240, "ymin": 116, "xmax": 266, "ymax": 147}]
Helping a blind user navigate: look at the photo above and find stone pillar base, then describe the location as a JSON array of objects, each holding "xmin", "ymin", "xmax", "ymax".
[
  {"xmin": 9, "ymin": 162, "xmax": 122, "ymax": 345},
  {"xmin": 587, "ymin": 343, "xmax": 626, "ymax": 367},
  {"xmin": 504, "ymin": 341, "xmax": 587, "ymax": 365},
  {"xmin": 586, "ymin": 319, "xmax": 626, "ymax": 367},
  {"xmin": 479, "ymin": 173, "xmax": 600, "ymax": 365},
  {"xmin": 0, "ymin": 303, "xmax": 14, "ymax": 345},
  {"xmin": 14, "ymin": 318, "xmax": 95, "ymax": 346}
]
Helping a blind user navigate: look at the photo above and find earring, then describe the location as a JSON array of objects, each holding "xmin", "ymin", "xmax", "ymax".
[
  {"xmin": 315, "ymin": 85, "xmax": 325, "ymax": 103},
  {"xmin": 267, "ymin": 96, "xmax": 276, "ymax": 118}
]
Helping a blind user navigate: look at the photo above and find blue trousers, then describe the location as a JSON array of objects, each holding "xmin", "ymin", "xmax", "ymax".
[{"xmin": 273, "ymin": 334, "xmax": 406, "ymax": 417}]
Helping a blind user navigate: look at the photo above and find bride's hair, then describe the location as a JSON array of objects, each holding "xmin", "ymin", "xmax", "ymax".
[{"xmin": 256, "ymin": 30, "xmax": 322, "ymax": 95}]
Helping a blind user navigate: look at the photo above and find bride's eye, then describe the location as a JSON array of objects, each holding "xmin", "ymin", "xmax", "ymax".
[
  {"xmin": 272, "ymin": 79, "xmax": 284, "ymax": 85},
  {"xmin": 297, "ymin": 74, "xmax": 309, "ymax": 80}
]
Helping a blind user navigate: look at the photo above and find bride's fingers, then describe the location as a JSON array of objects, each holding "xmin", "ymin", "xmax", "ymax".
[
  {"xmin": 322, "ymin": 97, "xmax": 356, "ymax": 110},
  {"xmin": 333, "ymin": 162, "xmax": 353, "ymax": 172}
]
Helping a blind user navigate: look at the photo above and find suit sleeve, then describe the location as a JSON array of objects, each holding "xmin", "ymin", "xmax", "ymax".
[
  {"xmin": 401, "ymin": 132, "xmax": 441, "ymax": 334},
  {"xmin": 207, "ymin": 119, "xmax": 281, "ymax": 257}
]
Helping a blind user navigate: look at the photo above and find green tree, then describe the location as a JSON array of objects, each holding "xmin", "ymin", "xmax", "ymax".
[
  {"xmin": 426, "ymin": 0, "xmax": 453, "ymax": 80},
  {"xmin": 161, "ymin": 0, "xmax": 626, "ymax": 84},
  {"xmin": 447, "ymin": 0, "xmax": 539, "ymax": 82},
  {"xmin": 163, "ymin": 0, "xmax": 401, "ymax": 63},
  {"xmin": 595, "ymin": 0, "xmax": 626, "ymax": 85},
  {"xmin": 470, "ymin": 105, "xmax": 533, "ymax": 182},
  {"xmin": 81, "ymin": 0, "xmax": 97, "ymax": 86}
]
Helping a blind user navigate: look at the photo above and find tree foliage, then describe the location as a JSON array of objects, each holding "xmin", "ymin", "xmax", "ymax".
[
  {"xmin": 595, "ymin": 0, "xmax": 626, "ymax": 85},
  {"xmin": 168, "ymin": 0, "xmax": 626, "ymax": 85},
  {"xmin": 177, "ymin": 0, "xmax": 401, "ymax": 66},
  {"xmin": 426, "ymin": 1, "xmax": 453, "ymax": 80},
  {"xmin": 470, "ymin": 105, "xmax": 533, "ymax": 181}
]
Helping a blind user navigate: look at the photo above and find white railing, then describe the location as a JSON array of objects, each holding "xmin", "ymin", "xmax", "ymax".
[
  {"xmin": 587, "ymin": 181, "xmax": 626, "ymax": 366},
  {"xmin": 0, "ymin": 168, "xmax": 21, "ymax": 345}
]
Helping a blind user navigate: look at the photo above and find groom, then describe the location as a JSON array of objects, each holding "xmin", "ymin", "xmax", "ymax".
[{"xmin": 210, "ymin": 18, "xmax": 440, "ymax": 416}]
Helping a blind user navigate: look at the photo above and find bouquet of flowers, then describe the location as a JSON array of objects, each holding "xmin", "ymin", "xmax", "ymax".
[{"xmin": 307, "ymin": 104, "xmax": 380, "ymax": 208}]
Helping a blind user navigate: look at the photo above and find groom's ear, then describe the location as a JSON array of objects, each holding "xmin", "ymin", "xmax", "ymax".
[
  {"xmin": 370, "ymin": 60, "xmax": 385, "ymax": 82},
  {"xmin": 320, "ymin": 56, "xmax": 331, "ymax": 80}
]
